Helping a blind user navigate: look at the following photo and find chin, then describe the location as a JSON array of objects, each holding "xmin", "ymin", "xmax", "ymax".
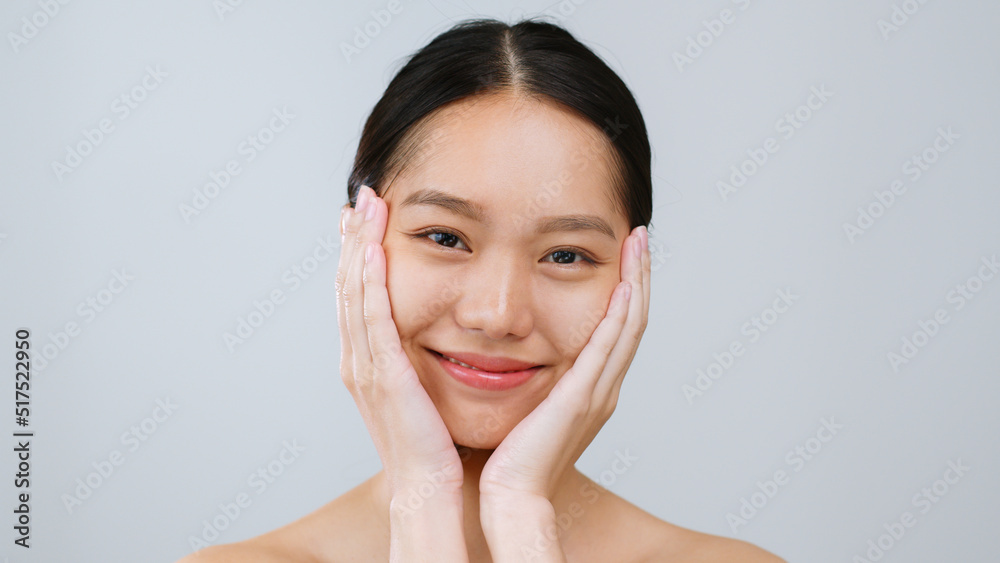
[
  {"xmin": 440, "ymin": 400, "xmax": 524, "ymax": 450},
  {"xmin": 404, "ymin": 343, "xmax": 556, "ymax": 449},
  {"xmin": 451, "ymin": 430, "xmax": 506, "ymax": 450}
]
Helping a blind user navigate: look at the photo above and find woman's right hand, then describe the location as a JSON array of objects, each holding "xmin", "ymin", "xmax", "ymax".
[{"xmin": 335, "ymin": 184, "xmax": 465, "ymax": 511}]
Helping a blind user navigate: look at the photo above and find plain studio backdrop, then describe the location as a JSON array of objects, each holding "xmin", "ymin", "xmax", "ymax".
[{"xmin": 1, "ymin": 1, "xmax": 998, "ymax": 561}]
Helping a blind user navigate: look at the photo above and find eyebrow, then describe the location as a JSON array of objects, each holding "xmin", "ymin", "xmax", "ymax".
[{"xmin": 399, "ymin": 188, "xmax": 617, "ymax": 239}]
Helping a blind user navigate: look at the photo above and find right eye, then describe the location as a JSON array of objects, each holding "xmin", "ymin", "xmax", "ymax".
[{"xmin": 414, "ymin": 229, "xmax": 470, "ymax": 251}]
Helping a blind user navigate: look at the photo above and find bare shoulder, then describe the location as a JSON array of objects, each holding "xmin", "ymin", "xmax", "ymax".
[
  {"xmin": 584, "ymin": 486, "xmax": 783, "ymax": 563},
  {"xmin": 172, "ymin": 519, "xmax": 325, "ymax": 563},
  {"xmin": 173, "ymin": 476, "xmax": 386, "ymax": 563},
  {"xmin": 174, "ymin": 539, "xmax": 297, "ymax": 563},
  {"xmin": 642, "ymin": 518, "xmax": 785, "ymax": 563},
  {"xmin": 672, "ymin": 530, "xmax": 785, "ymax": 562}
]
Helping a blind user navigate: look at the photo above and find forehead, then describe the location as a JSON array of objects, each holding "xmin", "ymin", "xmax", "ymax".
[{"xmin": 386, "ymin": 93, "xmax": 624, "ymax": 229}]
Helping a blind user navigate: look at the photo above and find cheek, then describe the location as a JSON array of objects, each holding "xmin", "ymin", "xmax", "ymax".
[
  {"xmin": 538, "ymin": 277, "xmax": 619, "ymax": 362},
  {"xmin": 383, "ymin": 239, "xmax": 457, "ymax": 339},
  {"xmin": 384, "ymin": 251, "xmax": 420, "ymax": 339}
]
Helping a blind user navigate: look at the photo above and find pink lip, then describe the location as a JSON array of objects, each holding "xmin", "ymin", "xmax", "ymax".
[{"xmin": 429, "ymin": 349, "xmax": 543, "ymax": 391}]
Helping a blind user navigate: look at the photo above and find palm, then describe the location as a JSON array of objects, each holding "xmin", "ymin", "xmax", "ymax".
[{"xmin": 481, "ymin": 367, "xmax": 602, "ymax": 499}]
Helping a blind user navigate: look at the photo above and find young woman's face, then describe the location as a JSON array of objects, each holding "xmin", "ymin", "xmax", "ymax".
[{"xmin": 380, "ymin": 92, "xmax": 632, "ymax": 449}]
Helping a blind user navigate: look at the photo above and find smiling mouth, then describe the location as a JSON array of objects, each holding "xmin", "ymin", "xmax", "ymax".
[
  {"xmin": 428, "ymin": 348, "xmax": 544, "ymax": 391},
  {"xmin": 428, "ymin": 348, "xmax": 542, "ymax": 373},
  {"xmin": 437, "ymin": 353, "xmax": 530, "ymax": 373},
  {"xmin": 441, "ymin": 354, "xmax": 489, "ymax": 371}
]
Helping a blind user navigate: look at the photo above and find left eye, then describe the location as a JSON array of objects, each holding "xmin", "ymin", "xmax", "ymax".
[
  {"xmin": 547, "ymin": 250, "xmax": 581, "ymax": 264},
  {"xmin": 427, "ymin": 231, "xmax": 465, "ymax": 249}
]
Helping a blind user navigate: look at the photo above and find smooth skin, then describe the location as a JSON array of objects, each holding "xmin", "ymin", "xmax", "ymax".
[{"xmin": 176, "ymin": 93, "xmax": 784, "ymax": 562}]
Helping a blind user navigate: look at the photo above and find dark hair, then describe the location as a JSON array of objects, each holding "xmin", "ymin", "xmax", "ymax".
[{"xmin": 348, "ymin": 17, "xmax": 652, "ymax": 230}]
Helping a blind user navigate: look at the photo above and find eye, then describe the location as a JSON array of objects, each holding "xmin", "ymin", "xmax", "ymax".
[
  {"xmin": 414, "ymin": 228, "xmax": 469, "ymax": 251},
  {"xmin": 543, "ymin": 248, "xmax": 597, "ymax": 267},
  {"xmin": 411, "ymin": 229, "xmax": 598, "ymax": 268}
]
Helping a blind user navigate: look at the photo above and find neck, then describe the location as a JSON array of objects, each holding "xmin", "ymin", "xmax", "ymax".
[
  {"xmin": 455, "ymin": 446, "xmax": 497, "ymax": 560},
  {"xmin": 370, "ymin": 445, "xmax": 592, "ymax": 561}
]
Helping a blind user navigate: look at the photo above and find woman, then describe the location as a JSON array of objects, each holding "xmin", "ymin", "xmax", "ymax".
[{"xmin": 181, "ymin": 18, "xmax": 784, "ymax": 562}]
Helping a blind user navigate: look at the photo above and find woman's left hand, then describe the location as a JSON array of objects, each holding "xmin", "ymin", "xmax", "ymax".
[{"xmin": 479, "ymin": 225, "xmax": 650, "ymax": 507}]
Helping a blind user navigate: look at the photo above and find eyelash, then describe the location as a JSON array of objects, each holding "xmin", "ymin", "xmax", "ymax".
[{"xmin": 410, "ymin": 228, "xmax": 598, "ymax": 267}]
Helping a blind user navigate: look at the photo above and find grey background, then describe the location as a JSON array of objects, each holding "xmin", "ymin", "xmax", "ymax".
[{"xmin": 1, "ymin": 1, "xmax": 998, "ymax": 561}]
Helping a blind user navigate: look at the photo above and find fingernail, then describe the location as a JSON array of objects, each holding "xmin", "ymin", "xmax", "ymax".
[
  {"xmin": 340, "ymin": 207, "xmax": 348, "ymax": 235},
  {"xmin": 633, "ymin": 235, "xmax": 642, "ymax": 259},
  {"xmin": 365, "ymin": 192, "xmax": 377, "ymax": 221},
  {"xmin": 356, "ymin": 186, "xmax": 370, "ymax": 218},
  {"xmin": 622, "ymin": 281, "xmax": 632, "ymax": 301},
  {"xmin": 365, "ymin": 242, "xmax": 375, "ymax": 264},
  {"xmin": 640, "ymin": 226, "xmax": 648, "ymax": 251}
]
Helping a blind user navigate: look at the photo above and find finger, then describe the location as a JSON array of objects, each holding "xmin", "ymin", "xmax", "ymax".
[
  {"xmin": 591, "ymin": 230, "xmax": 641, "ymax": 396},
  {"xmin": 337, "ymin": 186, "xmax": 375, "ymax": 301},
  {"xmin": 362, "ymin": 237, "xmax": 412, "ymax": 389},
  {"xmin": 335, "ymin": 203, "xmax": 360, "ymax": 387},
  {"xmin": 602, "ymin": 230, "xmax": 649, "ymax": 401},
  {"xmin": 344, "ymin": 187, "xmax": 388, "ymax": 385},
  {"xmin": 618, "ymin": 226, "xmax": 652, "ymax": 393},
  {"xmin": 339, "ymin": 202, "xmax": 349, "ymax": 236},
  {"xmin": 553, "ymin": 279, "xmax": 632, "ymax": 400},
  {"xmin": 337, "ymin": 187, "xmax": 369, "ymax": 295},
  {"xmin": 640, "ymin": 226, "xmax": 650, "ymax": 325},
  {"xmin": 337, "ymin": 205, "xmax": 376, "ymax": 431},
  {"xmin": 336, "ymin": 192, "xmax": 365, "ymax": 299},
  {"xmin": 339, "ymin": 187, "xmax": 372, "ymax": 384}
]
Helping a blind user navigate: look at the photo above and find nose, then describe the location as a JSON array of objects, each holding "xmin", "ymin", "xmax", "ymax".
[{"xmin": 453, "ymin": 258, "xmax": 534, "ymax": 340}]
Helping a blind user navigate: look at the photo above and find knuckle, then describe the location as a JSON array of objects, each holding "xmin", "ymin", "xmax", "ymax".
[
  {"xmin": 624, "ymin": 329, "xmax": 642, "ymax": 349},
  {"xmin": 343, "ymin": 211, "xmax": 361, "ymax": 235},
  {"xmin": 339, "ymin": 364, "xmax": 354, "ymax": 388},
  {"xmin": 560, "ymin": 389, "xmax": 592, "ymax": 420},
  {"xmin": 378, "ymin": 365, "xmax": 418, "ymax": 398},
  {"xmin": 579, "ymin": 398, "xmax": 600, "ymax": 422},
  {"xmin": 373, "ymin": 347, "xmax": 405, "ymax": 375},
  {"xmin": 352, "ymin": 229, "xmax": 368, "ymax": 251},
  {"xmin": 334, "ymin": 269, "xmax": 348, "ymax": 295},
  {"xmin": 369, "ymin": 349, "xmax": 390, "ymax": 370},
  {"xmin": 341, "ymin": 373, "xmax": 355, "ymax": 390},
  {"xmin": 354, "ymin": 362, "xmax": 375, "ymax": 388},
  {"xmin": 342, "ymin": 284, "xmax": 358, "ymax": 308},
  {"xmin": 603, "ymin": 394, "xmax": 619, "ymax": 417}
]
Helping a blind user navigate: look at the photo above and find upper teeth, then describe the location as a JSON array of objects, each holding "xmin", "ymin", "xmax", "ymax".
[{"xmin": 444, "ymin": 355, "xmax": 482, "ymax": 371}]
